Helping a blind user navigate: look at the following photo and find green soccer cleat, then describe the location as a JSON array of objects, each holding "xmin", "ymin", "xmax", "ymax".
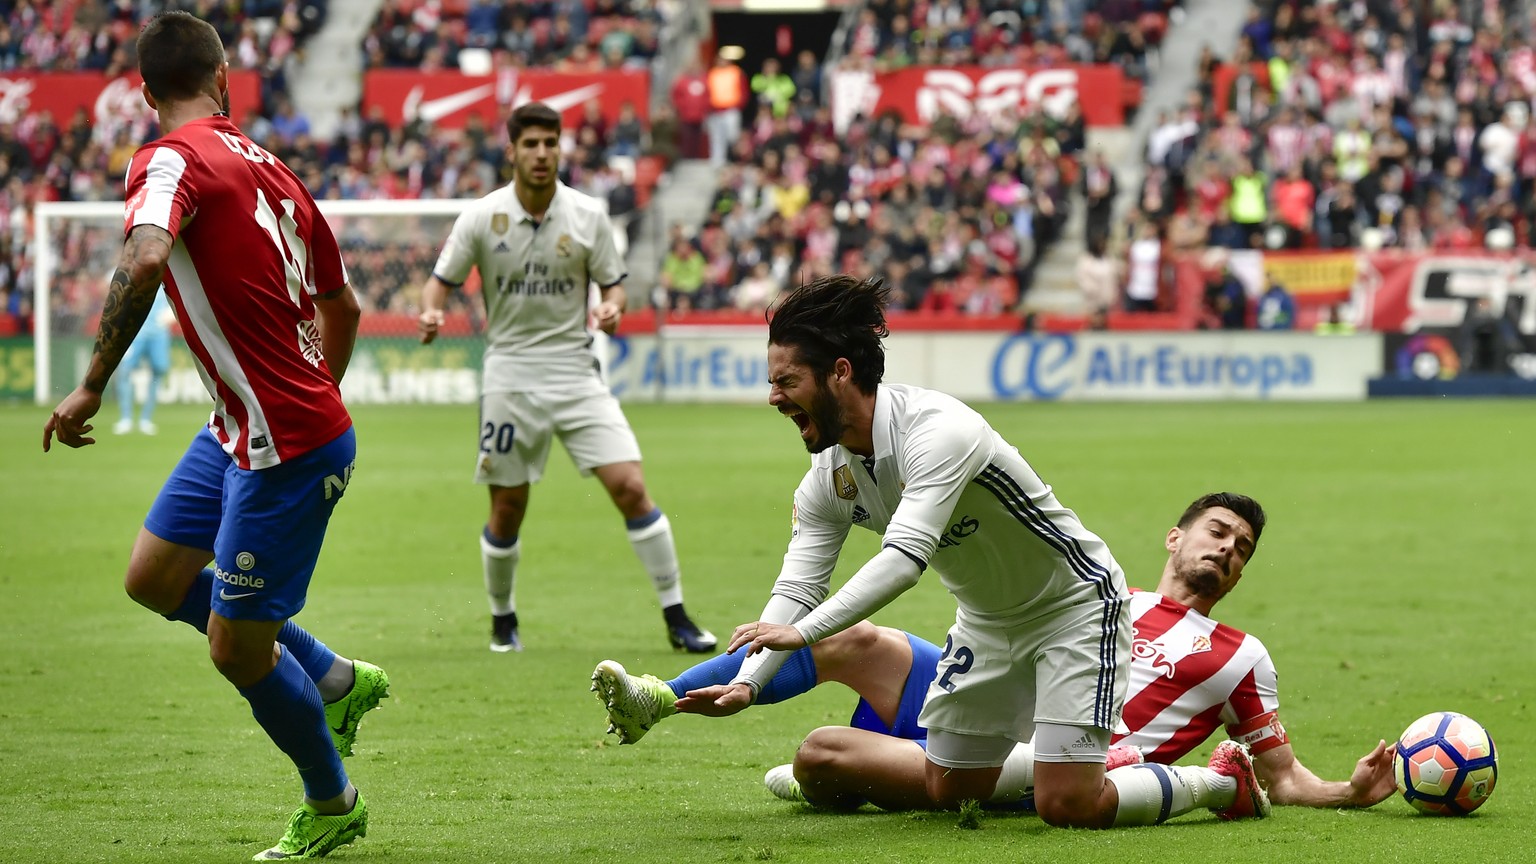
[
  {"xmin": 590, "ymin": 659, "xmax": 677, "ymax": 744},
  {"xmin": 253, "ymin": 794, "xmax": 368, "ymax": 860},
  {"xmin": 325, "ymin": 660, "xmax": 390, "ymax": 758}
]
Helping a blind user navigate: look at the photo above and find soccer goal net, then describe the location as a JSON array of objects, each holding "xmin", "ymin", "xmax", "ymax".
[{"xmin": 31, "ymin": 198, "xmax": 656, "ymax": 407}]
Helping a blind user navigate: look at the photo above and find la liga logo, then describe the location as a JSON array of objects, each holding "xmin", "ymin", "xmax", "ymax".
[{"xmin": 1396, "ymin": 334, "xmax": 1460, "ymax": 380}]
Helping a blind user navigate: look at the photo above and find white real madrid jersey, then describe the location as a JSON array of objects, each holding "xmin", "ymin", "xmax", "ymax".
[
  {"xmin": 775, "ymin": 383, "xmax": 1129, "ymax": 626},
  {"xmin": 432, "ymin": 181, "xmax": 627, "ymax": 391}
]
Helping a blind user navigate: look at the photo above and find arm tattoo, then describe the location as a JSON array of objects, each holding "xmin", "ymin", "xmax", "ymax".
[{"xmin": 84, "ymin": 229, "xmax": 171, "ymax": 393}]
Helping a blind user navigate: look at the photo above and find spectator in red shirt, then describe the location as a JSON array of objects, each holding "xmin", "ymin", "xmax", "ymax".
[
  {"xmin": 671, "ymin": 58, "xmax": 710, "ymax": 160},
  {"xmin": 1271, "ymin": 164, "xmax": 1315, "ymax": 248}
]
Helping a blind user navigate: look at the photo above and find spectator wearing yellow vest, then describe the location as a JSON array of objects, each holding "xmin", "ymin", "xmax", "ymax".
[
  {"xmin": 751, "ymin": 57, "xmax": 797, "ymax": 119},
  {"xmin": 1313, "ymin": 303, "xmax": 1357, "ymax": 335},
  {"xmin": 1227, "ymin": 157, "xmax": 1268, "ymax": 249},
  {"xmin": 706, "ymin": 48, "xmax": 747, "ymax": 168}
]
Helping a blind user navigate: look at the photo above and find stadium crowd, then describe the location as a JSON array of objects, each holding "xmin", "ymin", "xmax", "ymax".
[
  {"xmin": 656, "ymin": 1, "xmax": 1187, "ymax": 315},
  {"xmin": 363, "ymin": 0, "xmax": 669, "ymax": 73},
  {"xmin": 0, "ymin": 0, "xmax": 324, "ymax": 75},
  {"xmin": 843, "ymin": 0, "xmax": 1173, "ymax": 81},
  {"xmin": 1125, "ymin": 0, "xmax": 1536, "ymax": 321},
  {"xmin": 1, "ymin": 0, "xmax": 327, "ymax": 334},
  {"xmin": 18, "ymin": 0, "xmax": 1531, "ymax": 334},
  {"xmin": 1, "ymin": 0, "xmax": 677, "ymax": 332}
]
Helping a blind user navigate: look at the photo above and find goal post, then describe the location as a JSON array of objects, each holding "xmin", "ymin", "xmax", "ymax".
[
  {"xmin": 33, "ymin": 199, "xmax": 494, "ymax": 408},
  {"xmin": 29, "ymin": 197, "xmax": 757, "ymax": 408}
]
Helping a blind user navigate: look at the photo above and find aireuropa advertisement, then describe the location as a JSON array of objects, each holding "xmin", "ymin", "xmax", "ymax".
[
  {"xmin": 40, "ymin": 331, "xmax": 1382, "ymax": 405},
  {"xmin": 606, "ymin": 330, "xmax": 1381, "ymax": 403}
]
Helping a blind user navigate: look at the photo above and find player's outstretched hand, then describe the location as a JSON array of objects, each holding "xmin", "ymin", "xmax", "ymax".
[
  {"xmin": 675, "ymin": 683, "xmax": 754, "ymax": 717},
  {"xmin": 593, "ymin": 300, "xmax": 622, "ymax": 335},
  {"xmin": 726, "ymin": 621, "xmax": 807, "ymax": 656},
  {"xmin": 1347, "ymin": 739, "xmax": 1398, "ymax": 807},
  {"xmin": 43, "ymin": 386, "xmax": 102, "ymax": 451},
  {"xmin": 418, "ymin": 308, "xmax": 445, "ymax": 344}
]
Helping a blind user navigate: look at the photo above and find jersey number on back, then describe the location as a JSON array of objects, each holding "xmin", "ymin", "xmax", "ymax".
[{"xmin": 254, "ymin": 190, "xmax": 323, "ymax": 367}]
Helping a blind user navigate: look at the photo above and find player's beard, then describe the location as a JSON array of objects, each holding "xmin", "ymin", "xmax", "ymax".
[
  {"xmin": 1173, "ymin": 546, "xmax": 1225, "ymax": 599},
  {"xmin": 803, "ymin": 380, "xmax": 846, "ymax": 454},
  {"xmin": 220, "ymin": 87, "xmax": 229, "ymax": 115}
]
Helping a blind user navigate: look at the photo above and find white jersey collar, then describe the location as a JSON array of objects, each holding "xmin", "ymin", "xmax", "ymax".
[{"xmin": 507, "ymin": 180, "xmax": 566, "ymax": 224}]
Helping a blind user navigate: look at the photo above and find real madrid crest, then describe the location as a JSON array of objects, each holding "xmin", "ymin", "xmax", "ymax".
[
  {"xmin": 556, "ymin": 234, "xmax": 574, "ymax": 257},
  {"xmin": 833, "ymin": 464, "xmax": 858, "ymax": 501},
  {"xmin": 491, "ymin": 212, "xmax": 509, "ymax": 235}
]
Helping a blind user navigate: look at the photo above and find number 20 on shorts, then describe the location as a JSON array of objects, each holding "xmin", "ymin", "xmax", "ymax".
[{"xmin": 480, "ymin": 422, "xmax": 515, "ymax": 454}]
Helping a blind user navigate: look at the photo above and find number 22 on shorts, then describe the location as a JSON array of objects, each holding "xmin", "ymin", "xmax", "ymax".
[{"xmin": 936, "ymin": 634, "xmax": 975, "ymax": 693}]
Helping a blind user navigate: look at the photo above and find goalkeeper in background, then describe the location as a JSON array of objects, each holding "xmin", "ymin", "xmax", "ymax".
[{"xmin": 113, "ymin": 287, "xmax": 174, "ymax": 435}]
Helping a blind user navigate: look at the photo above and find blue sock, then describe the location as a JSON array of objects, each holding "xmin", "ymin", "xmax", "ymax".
[
  {"xmin": 165, "ymin": 569, "xmax": 338, "ymax": 684},
  {"xmin": 666, "ymin": 645, "xmax": 818, "ymax": 705},
  {"xmin": 757, "ymin": 646, "xmax": 819, "ymax": 704},
  {"xmin": 238, "ymin": 648, "xmax": 348, "ymax": 801}
]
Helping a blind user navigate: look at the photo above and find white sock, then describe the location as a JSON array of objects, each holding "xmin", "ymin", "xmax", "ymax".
[
  {"xmin": 1107, "ymin": 764, "xmax": 1235, "ymax": 826},
  {"xmin": 316, "ymin": 657, "xmax": 355, "ymax": 703},
  {"xmin": 481, "ymin": 533, "xmax": 520, "ymax": 616},
  {"xmin": 988, "ymin": 743, "xmax": 1036, "ymax": 804},
  {"xmin": 627, "ymin": 513, "xmax": 684, "ymax": 609}
]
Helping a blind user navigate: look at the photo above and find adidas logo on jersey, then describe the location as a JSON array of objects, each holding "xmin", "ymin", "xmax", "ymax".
[
  {"xmin": 852, "ymin": 506, "xmax": 870, "ymax": 523},
  {"xmin": 494, "ymin": 241, "xmax": 511, "ymax": 253}
]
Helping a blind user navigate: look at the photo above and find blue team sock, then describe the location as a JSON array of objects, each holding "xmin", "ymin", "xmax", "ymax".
[
  {"xmin": 237, "ymin": 648, "xmax": 348, "ymax": 801},
  {"xmin": 624, "ymin": 508, "xmax": 663, "ymax": 531},
  {"xmin": 165, "ymin": 568, "xmax": 338, "ymax": 683},
  {"xmin": 666, "ymin": 645, "xmax": 819, "ymax": 704},
  {"xmin": 482, "ymin": 525, "xmax": 517, "ymax": 547}
]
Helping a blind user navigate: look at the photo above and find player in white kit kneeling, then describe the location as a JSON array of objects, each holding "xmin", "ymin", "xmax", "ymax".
[
  {"xmin": 707, "ymin": 274, "xmax": 1244, "ymax": 829},
  {"xmin": 418, "ymin": 102, "xmax": 715, "ymax": 654}
]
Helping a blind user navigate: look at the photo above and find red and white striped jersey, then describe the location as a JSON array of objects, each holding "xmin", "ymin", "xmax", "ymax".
[
  {"xmin": 123, "ymin": 115, "xmax": 350, "ymax": 469},
  {"xmin": 1113, "ymin": 589, "xmax": 1287, "ymax": 764}
]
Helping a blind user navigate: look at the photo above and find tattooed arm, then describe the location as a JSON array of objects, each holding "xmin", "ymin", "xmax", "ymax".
[{"xmin": 43, "ymin": 225, "xmax": 173, "ymax": 451}]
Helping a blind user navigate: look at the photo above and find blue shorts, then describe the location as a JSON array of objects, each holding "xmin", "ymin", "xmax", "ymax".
[
  {"xmin": 123, "ymin": 330, "xmax": 171, "ymax": 375},
  {"xmin": 849, "ymin": 631, "xmax": 942, "ymax": 744},
  {"xmin": 144, "ymin": 426, "xmax": 356, "ymax": 622}
]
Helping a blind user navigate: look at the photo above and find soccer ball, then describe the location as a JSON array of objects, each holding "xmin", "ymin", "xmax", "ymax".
[{"xmin": 1394, "ymin": 711, "xmax": 1498, "ymax": 815}]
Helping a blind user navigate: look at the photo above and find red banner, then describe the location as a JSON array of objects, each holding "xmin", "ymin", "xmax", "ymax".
[
  {"xmin": 832, "ymin": 65, "xmax": 1129, "ymax": 131},
  {"xmin": 0, "ymin": 71, "xmax": 260, "ymax": 128},
  {"xmin": 1358, "ymin": 251, "xmax": 1536, "ymax": 333},
  {"xmin": 361, "ymin": 69, "xmax": 650, "ymax": 130}
]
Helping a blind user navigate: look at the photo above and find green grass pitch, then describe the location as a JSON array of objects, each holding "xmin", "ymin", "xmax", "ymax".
[{"xmin": 0, "ymin": 399, "xmax": 1529, "ymax": 863}]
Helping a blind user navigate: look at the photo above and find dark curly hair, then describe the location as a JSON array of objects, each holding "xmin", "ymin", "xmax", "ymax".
[
  {"xmin": 1177, "ymin": 492, "xmax": 1266, "ymax": 556},
  {"xmin": 767, "ymin": 275, "xmax": 890, "ymax": 394}
]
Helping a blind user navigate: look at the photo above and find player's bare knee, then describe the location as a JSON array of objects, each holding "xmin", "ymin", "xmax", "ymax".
[
  {"xmin": 811, "ymin": 620, "xmax": 881, "ymax": 675},
  {"xmin": 124, "ymin": 568, "xmax": 177, "ymax": 614},
  {"xmin": 207, "ymin": 630, "xmax": 277, "ymax": 688},
  {"xmin": 794, "ymin": 727, "xmax": 851, "ymax": 777},
  {"xmin": 608, "ymin": 477, "xmax": 650, "ymax": 517}
]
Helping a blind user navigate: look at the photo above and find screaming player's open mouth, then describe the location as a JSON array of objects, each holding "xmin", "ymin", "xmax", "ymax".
[{"xmin": 783, "ymin": 408, "xmax": 811, "ymax": 434}]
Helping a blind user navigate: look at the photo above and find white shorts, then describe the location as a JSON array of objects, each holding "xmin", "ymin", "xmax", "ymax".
[
  {"xmin": 917, "ymin": 597, "xmax": 1130, "ymax": 766},
  {"xmin": 474, "ymin": 380, "xmax": 642, "ymax": 487}
]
